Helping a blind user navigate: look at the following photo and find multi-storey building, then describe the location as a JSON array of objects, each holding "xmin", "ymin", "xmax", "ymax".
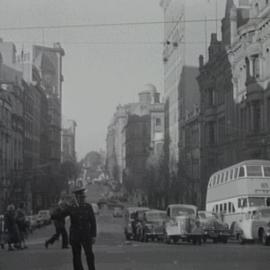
[
  {"xmin": 32, "ymin": 44, "xmax": 65, "ymax": 168},
  {"xmin": 106, "ymin": 84, "xmax": 164, "ymax": 189},
  {"xmin": 160, "ymin": 0, "xmax": 185, "ymax": 173},
  {"xmin": 122, "ymin": 86, "xmax": 164, "ymax": 203},
  {"xmin": 0, "ymin": 50, "xmax": 24, "ymax": 212},
  {"xmin": 197, "ymin": 0, "xmax": 270, "ymax": 205},
  {"xmin": 62, "ymin": 119, "xmax": 77, "ymax": 163},
  {"xmin": 0, "ymin": 39, "xmax": 64, "ymax": 212}
]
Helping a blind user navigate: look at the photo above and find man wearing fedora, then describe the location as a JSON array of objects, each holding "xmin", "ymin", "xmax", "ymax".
[{"xmin": 52, "ymin": 187, "xmax": 97, "ymax": 270}]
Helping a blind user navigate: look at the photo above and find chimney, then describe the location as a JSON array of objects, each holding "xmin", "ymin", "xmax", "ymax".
[{"xmin": 199, "ymin": 55, "xmax": 204, "ymax": 68}]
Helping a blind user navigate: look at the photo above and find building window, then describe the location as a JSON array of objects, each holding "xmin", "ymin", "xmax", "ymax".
[
  {"xmin": 155, "ymin": 118, "xmax": 161, "ymax": 127},
  {"xmin": 240, "ymin": 108, "xmax": 246, "ymax": 132},
  {"xmin": 208, "ymin": 88, "xmax": 214, "ymax": 107},
  {"xmin": 208, "ymin": 121, "xmax": 216, "ymax": 145},
  {"xmin": 245, "ymin": 57, "xmax": 250, "ymax": 80},
  {"xmin": 218, "ymin": 117, "xmax": 225, "ymax": 143},
  {"xmin": 268, "ymin": 98, "xmax": 270, "ymax": 129},
  {"xmin": 253, "ymin": 101, "xmax": 261, "ymax": 131},
  {"xmin": 252, "ymin": 55, "xmax": 260, "ymax": 79}
]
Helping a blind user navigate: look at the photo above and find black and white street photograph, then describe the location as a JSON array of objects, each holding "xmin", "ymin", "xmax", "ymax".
[{"xmin": 1, "ymin": 0, "xmax": 270, "ymax": 269}]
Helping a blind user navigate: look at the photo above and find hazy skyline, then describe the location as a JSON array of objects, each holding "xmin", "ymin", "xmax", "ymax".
[{"xmin": 0, "ymin": 0, "xmax": 226, "ymax": 159}]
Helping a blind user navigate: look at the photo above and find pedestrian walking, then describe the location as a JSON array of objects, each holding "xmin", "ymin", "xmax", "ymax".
[
  {"xmin": 15, "ymin": 202, "xmax": 28, "ymax": 249},
  {"xmin": 4, "ymin": 204, "xmax": 21, "ymax": 251},
  {"xmin": 45, "ymin": 200, "xmax": 69, "ymax": 249},
  {"xmin": 53, "ymin": 187, "xmax": 97, "ymax": 270}
]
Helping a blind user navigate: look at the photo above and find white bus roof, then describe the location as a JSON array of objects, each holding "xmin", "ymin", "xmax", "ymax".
[
  {"xmin": 206, "ymin": 160, "xmax": 270, "ymax": 203},
  {"xmin": 209, "ymin": 160, "xmax": 270, "ymax": 179}
]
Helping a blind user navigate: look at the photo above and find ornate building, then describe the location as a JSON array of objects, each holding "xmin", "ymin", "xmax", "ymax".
[{"xmin": 198, "ymin": 0, "xmax": 270, "ymax": 205}]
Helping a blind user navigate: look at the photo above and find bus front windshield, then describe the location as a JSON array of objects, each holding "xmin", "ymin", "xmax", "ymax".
[{"xmin": 248, "ymin": 197, "xmax": 265, "ymax": 207}]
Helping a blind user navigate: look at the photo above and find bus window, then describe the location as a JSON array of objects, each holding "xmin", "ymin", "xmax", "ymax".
[
  {"xmin": 238, "ymin": 198, "xmax": 247, "ymax": 208},
  {"xmin": 238, "ymin": 199, "xmax": 241, "ymax": 208},
  {"xmin": 224, "ymin": 203, "xmax": 227, "ymax": 212},
  {"xmin": 239, "ymin": 166, "xmax": 245, "ymax": 177},
  {"xmin": 228, "ymin": 202, "xmax": 232, "ymax": 213},
  {"xmin": 264, "ymin": 166, "xmax": 270, "ymax": 177},
  {"xmin": 230, "ymin": 169, "xmax": 233, "ymax": 180},
  {"xmin": 220, "ymin": 204, "xmax": 223, "ymax": 212},
  {"xmin": 249, "ymin": 197, "xmax": 265, "ymax": 207},
  {"xmin": 246, "ymin": 165, "xmax": 262, "ymax": 177},
  {"xmin": 220, "ymin": 173, "xmax": 224, "ymax": 183},
  {"xmin": 216, "ymin": 174, "xmax": 220, "ymax": 185},
  {"xmin": 243, "ymin": 198, "xmax": 247, "ymax": 208},
  {"xmin": 215, "ymin": 205, "xmax": 218, "ymax": 212},
  {"xmin": 266, "ymin": 198, "xmax": 270, "ymax": 207},
  {"xmin": 225, "ymin": 171, "xmax": 228, "ymax": 182},
  {"xmin": 234, "ymin": 167, "xmax": 239, "ymax": 179}
]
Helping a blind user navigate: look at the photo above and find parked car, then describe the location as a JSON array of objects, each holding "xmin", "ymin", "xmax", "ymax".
[
  {"xmin": 91, "ymin": 203, "xmax": 99, "ymax": 215},
  {"xmin": 124, "ymin": 207, "xmax": 149, "ymax": 240},
  {"xmin": 237, "ymin": 206, "xmax": 270, "ymax": 245},
  {"xmin": 136, "ymin": 210, "xmax": 167, "ymax": 242},
  {"xmin": 26, "ymin": 215, "xmax": 38, "ymax": 232},
  {"xmin": 164, "ymin": 204, "xmax": 203, "ymax": 245},
  {"xmin": 198, "ymin": 211, "xmax": 230, "ymax": 243},
  {"xmin": 113, "ymin": 205, "xmax": 124, "ymax": 217},
  {"xmin": 37, "ymin": 210, "xmax": 51, "ymax": 226},
  {"xmin": 0, "ymin": 215, "xmax": 6, "ymax": 249}
]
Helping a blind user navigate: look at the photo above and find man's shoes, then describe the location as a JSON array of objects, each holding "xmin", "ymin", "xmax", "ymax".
[
  {"xmin": 45, "ymin": 241, "xmax": 49, "ymax": 249},
  {"xmin": 62, "ymin": 245, "xmax": 69, "ymax": 249}
]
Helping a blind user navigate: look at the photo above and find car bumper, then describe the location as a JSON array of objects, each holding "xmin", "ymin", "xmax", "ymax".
[{"xmin": 204, "ymin": 230, "xmax": 231, "ymax": 238}]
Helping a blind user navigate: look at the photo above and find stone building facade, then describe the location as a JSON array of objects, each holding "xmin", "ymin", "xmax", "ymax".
[
  {"xmin": 62, "ymin": 119, "xmax": 77, "ymax": 163},
  {"xmin": 0, "ymin": 51, "xmax": 24, "ymax": 212},
  {"xmin": 198, "ymin": 0, "xmax": 270, "ymax": 205}
]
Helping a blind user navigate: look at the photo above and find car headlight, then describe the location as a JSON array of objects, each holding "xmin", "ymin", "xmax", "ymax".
[{"xmin": 169, "ymin": 219, "xmax": 178, "ymax": 226}]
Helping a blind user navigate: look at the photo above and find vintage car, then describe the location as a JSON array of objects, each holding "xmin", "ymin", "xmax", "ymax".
[
  {"xmin": 164, "ymin": 204, "xmax": 203, "ymax": 245},
  {"xmin": 113, "ymin": 205, "xmax": 124, "ymax": 218},
  {"xmin": 124, "ymin": 207, "xmax": 149, "ymax": 240},
  {"xmin": 37, "ymin": 210, "xmax": 51, "ymax": 226},
  {"xmin": 198, "ymin": 211, "xmax": 230, "ymax": 243},
  {"xmin": 237, "ymin": 206, "xmax": 270, "ymax": 245},
  {"xmin": 0, "ymin": 215, "xmax": 6, "ymax": 249},
  {"xmin": 136, "ymin": 210, "xmax": 167, "ymax": 242}
]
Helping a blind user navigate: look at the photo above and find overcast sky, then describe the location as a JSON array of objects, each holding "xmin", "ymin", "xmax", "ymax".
[{"xmin": 0, "ymin": 0, "xmax": 226, "ymax": 160}]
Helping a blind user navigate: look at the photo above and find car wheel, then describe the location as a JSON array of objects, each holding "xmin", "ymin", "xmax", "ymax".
[
  {"xmin": 262, "ymin": 231, "xmax": 269, "ymax": 246},
  {"xmin": 202, "ymin": 236, "xmax": 207, "ymax": 243},
  {"xmin": 164, "ymin": 232, "xmax": 171, "ymax": 244},
  {"xmin": 222, "ymin": 237, "xmax": 228, "ymax": 244},
  {"xmin": 213, "ymin": 238, "xmax": 218, "ymax": 244},
  {"xmin": 172, "ymin": 236, "xmax": 178, "ymax": 244},
  {"xmin": 239, "ymin": 233, "xmax": 245, "ymax": 245},
  {"xmin": 125, "ymin": 233, "xmax": 131, "ymax": 241}
]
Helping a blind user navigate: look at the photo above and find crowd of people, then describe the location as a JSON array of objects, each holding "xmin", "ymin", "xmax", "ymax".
[{"xmin": 0, "ymin": 202, "xmax": 28, "ymax": 251}]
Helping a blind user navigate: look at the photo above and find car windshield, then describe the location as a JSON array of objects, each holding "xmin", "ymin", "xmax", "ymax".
[
  {"xmin": 145, "ymin": 212, "xmax": 166, "ymax": 222},
  {"xmin": 249, "ymin": 197, "xmax": 265, "ymax": 207},
  {"xmin": 198, "ymin": 212, "xmax": 218, "ymax": 220},
  {"xmin": 171, "ymin": 207, "xmax": 195, "ymax": 217},
  {"xmin": 260, "ymin": 209, "xmax": 270, "ymax": 218}
]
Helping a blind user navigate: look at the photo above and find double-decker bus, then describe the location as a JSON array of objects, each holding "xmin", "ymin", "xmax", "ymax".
[{"xmin": 206, "ymin": 160, "xmax": 270, "ymax": 229}]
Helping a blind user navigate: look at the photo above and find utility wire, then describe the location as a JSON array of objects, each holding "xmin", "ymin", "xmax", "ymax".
[
  {"xmin": 0, "ymin": 16, "xmax": 268, "ymax": 31},
  {"xmin": 0, "ymin": 18, "xmax": 228, "ymax": 31}
]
